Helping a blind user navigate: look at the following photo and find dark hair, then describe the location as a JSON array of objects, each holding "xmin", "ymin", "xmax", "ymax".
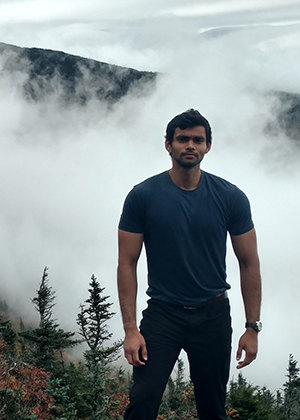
[{"xmin": 165, "ymin": 109, "xmax": 212, "ymax": 146}]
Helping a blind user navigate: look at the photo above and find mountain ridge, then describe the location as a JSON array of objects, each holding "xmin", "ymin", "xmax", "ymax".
[
  {"xmin": 0, "ymin": 42, "xmax": 299, "ymax": 140},
  {"xmin": 0, "ymin": 41, "xmax": 157, "ymax": 104}
]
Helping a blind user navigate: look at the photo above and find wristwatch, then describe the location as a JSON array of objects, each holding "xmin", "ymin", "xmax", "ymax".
[{"xmin": 245, "ymin": 321, "xmax": 262, "ymax": 333}]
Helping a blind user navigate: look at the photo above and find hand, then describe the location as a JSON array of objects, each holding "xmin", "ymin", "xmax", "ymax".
[
  {"xmin": 236, "ymin": 329, "xmax": 258, "ymax": 369},
  {"xmin": 124, "ymin": 329, "xmax": 148, "ymax": 367}
]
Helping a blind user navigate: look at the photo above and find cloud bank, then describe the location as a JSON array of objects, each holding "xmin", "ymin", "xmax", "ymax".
[{"xmin": 1, "ymin": 1, "xmax": 300, "ymax": 391}]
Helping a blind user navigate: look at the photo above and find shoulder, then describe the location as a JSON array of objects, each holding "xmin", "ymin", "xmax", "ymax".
[
  {"xmin": 122, "ymin": 171, "xmax": 168, "ymax": 208},
  {"xmin": 133, "ymin": 171, "xmax": 169, "ymax": 194},
  {"xmin": 203, "ymin": 171, "xmax": 241, "ymax": 196},
  {"xmin": 203, "ymin": 171, "xmax": 252, "ymax": 211},
  {"xmin": 203, "ymin": 171, "xmax": 236, "ymax": 188},
  {"xmin": 203, "ymin": 172, "xmax": 255, "ymax": 235},
  {"xmin": 119, "ymin": 172, "xmax": 168, "ymax": 233}
]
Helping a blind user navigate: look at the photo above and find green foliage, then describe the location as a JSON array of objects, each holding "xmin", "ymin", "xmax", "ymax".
[
  {"xmin": 0, "ymin": 388, "xmax": 33, "ymax": 420},
  {"xmin": 47, "ymin": 377, "xmax": 77, "ymax": 419},
  {"xmin": 227, "ymin": 373, "xmax": 281, "ymax": 420},
  {"xmin": 0, "ymin": 338, "xmax": 54, "ymax": 420},
  {"xmin": 0, "ymin": 316, "xmax": 16, "ymax": 346},
  {"xmin": 76, "ymin": 275, "xmax": 123, "ymax": 419},
  {"xmin": 4, "ymin": 266, "xmax": 300, "ymax": 420},
  {"xmin": 32, "ymin": 267, "xmax": 55, "ymax": 324},
  {"xmin": 20, "ymin": 267, "xmax": 81, "ymax": 373},
  {"xmin": 0, "ymin": 316, "xmax": 17, "ymax": 366},
  {"xmin": 283, "ymin": 354, "xmax": 300, "ymax": 420},
  {"xmin": 77, "ymin": 274, "xmax": 122, "ymax": 367},
  {"xmin": 63, "ymin": 361, "xmax": 95, "ymax": 419},
  {"xmin": 0, "ymin": 300, "xmax": 9, "ymax": 314},
  {"xmin": 158, "ymin": 359, "xmax": 197, "ymax": 419}
]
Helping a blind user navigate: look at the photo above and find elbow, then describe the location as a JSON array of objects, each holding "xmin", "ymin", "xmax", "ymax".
[
  {"xmin": 237, "ymin": 252, "xmax": 260, "ymax": 271},
  {"xmin": 117, "ymin": 261, "xmax": 137, "ymax": 283}
]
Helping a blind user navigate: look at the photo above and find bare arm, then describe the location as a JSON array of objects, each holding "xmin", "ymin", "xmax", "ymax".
[
  {"xmin": 231, "ymin": 228, "xmax": 262, "ymax": 369},
  {"xmin": 117, "ymin": 229, "xmax": 147, "ymax": 367}
]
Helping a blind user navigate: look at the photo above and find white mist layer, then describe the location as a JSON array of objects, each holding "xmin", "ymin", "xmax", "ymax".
[{"xmin": 0, "ymin": 24, "xmax": 300, "ymax": 390}]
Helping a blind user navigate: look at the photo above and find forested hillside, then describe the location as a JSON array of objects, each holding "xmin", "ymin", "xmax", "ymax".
[
  {"xmin": 0, "ymin": 42, "xmax": 300, "ymax": 140},
  {"xmin": 0, "ymin": 42, "xmax": 156, "ymax": 105},
  {"xmin": 1, "ymin": 42, "xmax": 300, "ymax": 419},
  {"xmin": 1, "ymin": 268, "xmax": 300, "ymax": 420}
]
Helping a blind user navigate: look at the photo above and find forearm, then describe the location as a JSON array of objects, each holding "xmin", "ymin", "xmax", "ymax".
[
  {"xmin": 231, "ymin": 229, "xmax": 261, "ymax": 368},
  {"xmin": 240, "ymin": 261, "xmax": 261, "ymax": 322},
  {"xmin": 117, "ymin": 263, "xmax": 139, "ymax": 333}
]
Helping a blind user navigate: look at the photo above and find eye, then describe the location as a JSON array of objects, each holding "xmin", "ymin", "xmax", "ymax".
[{"xmin": 194, "ymin": 138, "xmax": 205, "ymax": 144}]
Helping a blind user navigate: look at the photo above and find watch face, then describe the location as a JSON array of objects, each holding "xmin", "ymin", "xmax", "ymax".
[
  {"xmin": 245, "ymin": 321, "xmax": 262, "ymax": 332},
  {"xmin": 256, "ymin": 321, "xmax": 262, "ymax": 332}
]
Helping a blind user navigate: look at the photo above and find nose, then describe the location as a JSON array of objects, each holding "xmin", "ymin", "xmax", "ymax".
[{"xmin": 185, "ymin": 140, "xmax": 195, "ymax": 150}]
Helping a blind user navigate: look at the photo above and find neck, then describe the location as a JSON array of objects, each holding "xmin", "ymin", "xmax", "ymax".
[{"xmin": 169, "ymin": 165, "xmax": 202, "ymax": 191}]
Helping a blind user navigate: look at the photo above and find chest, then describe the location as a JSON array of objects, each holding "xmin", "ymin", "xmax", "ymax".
[{"xmin": 144, "ymin": 189, "xmax": 231, "ymax": 238}]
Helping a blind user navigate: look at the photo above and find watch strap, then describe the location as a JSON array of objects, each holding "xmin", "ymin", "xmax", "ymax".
[{"xmin": 245, "ymin": 321, "xmax": 262, "ymax": 332}]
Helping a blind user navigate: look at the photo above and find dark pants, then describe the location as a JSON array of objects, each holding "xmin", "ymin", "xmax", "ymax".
[{"xmin": 124, "ymin": 297, "xmax": 232, "ymax": 420}]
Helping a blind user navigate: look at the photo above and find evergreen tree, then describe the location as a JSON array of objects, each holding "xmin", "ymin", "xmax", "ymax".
[
  {"xmin": 64, "ymin": 361, "xmax": 95, "ymax": 419},
  {"xmin": 77, "ymin": 274, "xmax": 122, "ymax": 367},
  {"xmin": 226, "ymin": 373, "xmax": 276, "ymax": 420},
  {"xmin": 21, "ymin": 267, "xmax": 80, "ymax": 373},
  {"xmin": 46, "ymin": 377, "xmax": 77, "ymax": 419},
  {"xmin": 77, "ymin": 274, "xmax": 122, "ymax": 419},
  {"xmin": 0, "ymin": 315, "xmax": 16, "ymax": 346},
  {"xmin": 175, "ymin": 357, "xmax": 185, "ymax": 392},
  {"xmin": 283, "ymin": 354, "xmax": 300, "ymax": 420},
  {"xmin": 19, "ymin": 317, "xmax": 26, "ymax": 332},
  {"xmin": 0, "ymin": 300, "xmax": 8, "ymax": 314},
  {"xmin": 159, "ymin": 358, "xmax": 197, "ymax": 419}
]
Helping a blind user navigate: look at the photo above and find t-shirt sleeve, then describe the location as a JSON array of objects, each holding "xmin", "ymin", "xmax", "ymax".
[
  {"xmin": 228, "ymin": 188, "xmax": 254, "ymax": 236},
  {"xmin": 118, "ymin": 188, "xmax": 145, "ymax": 233}
]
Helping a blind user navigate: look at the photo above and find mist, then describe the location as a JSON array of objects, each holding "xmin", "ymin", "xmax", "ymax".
[{"xmin": 1, "ymin": 17, "xmax": 300, "ymax": 392}]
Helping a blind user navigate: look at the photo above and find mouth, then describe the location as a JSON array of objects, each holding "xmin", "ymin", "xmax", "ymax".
[{"xmin": 182, "ymin": 153, "xmax": 197, "ymax": 158}]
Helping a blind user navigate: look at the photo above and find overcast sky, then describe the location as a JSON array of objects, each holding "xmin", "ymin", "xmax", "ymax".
[{"xmin": 1, "ymin": 0, "xmax": 300, "ymax": 393}]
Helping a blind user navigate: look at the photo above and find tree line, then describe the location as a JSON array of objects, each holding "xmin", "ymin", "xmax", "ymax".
[{"xmin": 0, "ymin": 268, "xmax": 299, "ymax": 419}]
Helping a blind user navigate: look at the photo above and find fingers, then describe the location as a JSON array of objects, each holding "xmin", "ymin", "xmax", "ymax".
[
  {"xmin": 124, "ymin": 332, "xmax": 148, "ymax": 367},
  {"xmin": 236, "ymin": 351, "xmax": 257, "ymax": 369},
  {"xmin": 128, "ymin": 349, "xmax": 146, "ymax": 367},
  {"xmin": 236, "ymin": 343, "xmax": 242, "ymax": 363},
  {"xmin": 236, "ymin": 330, "xmax": 258, "ymax": 369},
  {"xmin": 125, "ymin": 345, "xmax": 146, "ymax": 367}
]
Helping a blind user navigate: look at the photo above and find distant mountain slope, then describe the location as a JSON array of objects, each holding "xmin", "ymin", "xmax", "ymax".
[
  {"xmin": 0, "ymin": 42, "xmax": 299, "ymax": 140},
  {"xmin": 0, "ymin": 42, "xmax": 156, "ymax": 104},
  {"xmin": 269, "ymin": 90, "xmax": 300, "ymax": 141}
]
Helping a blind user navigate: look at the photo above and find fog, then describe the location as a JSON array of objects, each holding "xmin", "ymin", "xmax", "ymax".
[{"xmin": 1, "ymin": 1, "xmax": 300, "ymax": 392}]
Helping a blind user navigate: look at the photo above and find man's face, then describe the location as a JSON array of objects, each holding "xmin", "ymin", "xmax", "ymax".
[{"xmin": 165, "ymin": 126, "xmax": 211, "ymax": 169}]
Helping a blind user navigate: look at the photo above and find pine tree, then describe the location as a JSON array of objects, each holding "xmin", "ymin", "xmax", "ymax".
[
  {"xmin": 0, "ymin": 315, "xmax": 16, "ymax": 346},
  {"xmin": 19, "ymin": 317, "xmax": 26, "ymax": 332},
  {"xmin": 21, "ymin": 267, "xmax": 80, "ymax": 373},
  {"xmin": 226, "ymin": 373, "xmax": 276, "ymax": 420},
  {"xmin": 175, "ymin": 357, "xmax": 185, "ymax": 392},
  {"xmin": 283, "ymin": 354, "xmax": 300, "ymax": 420},
  {"xmin": 0, "ymin": 315, "xmax": 17, "ymax": 367},
  {"xmin": 46, "ymin": 377, "xmax": 77, "ymax": 419},
  {"xmin": 77, "ymin": 274, "xmax": 122, "ymax": 368},
  {"xmin": 0, "ymin": 300, "xmax": 8, "ymax": 314},
  {"xmin": 77, "ymin": 274, "xmax": 122, "ymax": 419},
  {"xmin": 159, "ymin": 358, "xmax": 197, "ymax": 418}
]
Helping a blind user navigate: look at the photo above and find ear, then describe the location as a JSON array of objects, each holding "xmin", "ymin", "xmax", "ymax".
[
  {"xmin": 205, "ymin": 143, "xmax": 212, "ymax": 154},
  {"xmin": 165, "ymin": 139, "xmax": 172, "ymax": 154}
]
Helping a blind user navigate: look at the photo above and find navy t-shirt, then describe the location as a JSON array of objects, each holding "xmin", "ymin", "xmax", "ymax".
[{"xmin": 119, "ymin": 170, "xmax": 254, "ymax": 306}]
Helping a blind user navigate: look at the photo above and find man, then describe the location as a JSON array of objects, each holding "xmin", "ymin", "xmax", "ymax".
[{"xmin": 117, "ymin": 109, "xmax": 261, "ymax": 420}]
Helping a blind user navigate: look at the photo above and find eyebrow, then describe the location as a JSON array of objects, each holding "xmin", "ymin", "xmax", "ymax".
[{"xmin": 176, "ymin": 135, "xmax": 206, "ymax": 140}]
